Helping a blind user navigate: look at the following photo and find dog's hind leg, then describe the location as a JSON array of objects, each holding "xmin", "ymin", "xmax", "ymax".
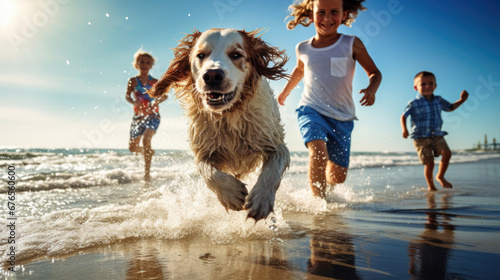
[
  {"xmin": 198, "ymin": 160, "xmax": 248, "ymax": 211},
  {"xmin": 245, "ymin": 144, "xmax": 290, "ymax": 222}
]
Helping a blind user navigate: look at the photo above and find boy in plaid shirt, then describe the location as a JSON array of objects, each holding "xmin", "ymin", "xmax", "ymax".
[{"xmin": 401, "ymin": 71, "xmax": 468, "ymax": 191}]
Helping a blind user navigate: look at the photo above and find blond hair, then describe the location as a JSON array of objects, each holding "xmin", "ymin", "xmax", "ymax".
[
  {"xmin": 132, "ymin": 48, "xmax": 155, "ymax": 69},
  {"xmin": 286, "ymin": 0, "xmax": 366, "ymax": 29}
]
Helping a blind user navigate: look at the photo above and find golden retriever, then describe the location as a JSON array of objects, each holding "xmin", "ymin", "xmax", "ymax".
[{"xmin": 148, "ymin": 29, "xmax": 290, "ymax": 221}]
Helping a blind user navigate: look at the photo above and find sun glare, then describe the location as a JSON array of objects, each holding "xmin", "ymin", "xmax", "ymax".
[{"xmin": 0, "ymin": 0, "xmax": 16, "ymax": 27}]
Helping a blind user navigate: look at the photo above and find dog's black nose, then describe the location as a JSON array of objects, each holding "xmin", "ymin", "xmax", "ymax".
[{"xmin": 203, "ymin": 69, "xmax": 225, "ymax": 86}]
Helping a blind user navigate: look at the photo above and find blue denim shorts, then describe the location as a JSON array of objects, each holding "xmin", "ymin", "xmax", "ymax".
[
  {"xmin": 130, "ymin": 114, "xmax": 161, "ymax": 138},
  {"xmin": 296, "ymin": 106, "xmax": 354, "ymax": 168}
]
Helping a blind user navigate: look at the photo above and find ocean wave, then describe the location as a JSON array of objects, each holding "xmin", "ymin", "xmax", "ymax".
[
  {"xmin": 0, "ymin": 149, "xmax": 195, "ymax": 193},
  {"xmin": 2, "ymin": 149, "xmax": 499, "ymax": 193},
  {"xmin": 0, "ymin": 182, "xmax": 294, "ymax": 262}
]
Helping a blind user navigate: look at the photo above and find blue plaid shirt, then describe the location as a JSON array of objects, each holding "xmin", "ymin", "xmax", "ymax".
[{"xmin": 403, "ymin": 94, "xmax": 453, "ymax": 139}]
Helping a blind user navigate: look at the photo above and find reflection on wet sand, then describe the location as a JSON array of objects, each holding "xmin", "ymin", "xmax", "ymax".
[
  {"xmin": 126, "ymin": 244, "xmax": 165, "ymax": 280},
  {"xmin": 121, "ymin": 237, "xmax": 303, "ymax": 279},
  {"xmin": 119, "ymin": 213, "xmax": 361, "ymax": 279},
  {"xmin": 307, "ymin": 214, "xmax": 361, "ymax": 279},
  {"xmin": 408, "ymin": 193, "xmax": 455, "ymax": 279}
]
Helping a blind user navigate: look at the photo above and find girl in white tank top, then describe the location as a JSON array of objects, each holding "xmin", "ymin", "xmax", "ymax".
[
  {"xmin": 277, "ymin": 0, "xmax": 382, "ymax": 198},
  {"xmin": 297, "ymin": 34, "xmax": 357, "ymax": 121}
]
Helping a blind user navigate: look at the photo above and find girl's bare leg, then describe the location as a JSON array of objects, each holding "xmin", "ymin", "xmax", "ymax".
[
  {"xmin": 142, "ymin": 129, "xmax": 156, "ymax": 181},
  {"xmin": 326, "ymin": 161, "xmax": 348, "ymax": 185},
  {"xmin": 307, "ymin": 140, "xmax": 328, "ymax": 198},
  {"xmin": 129, "ymin": 136, "xmax": 143, "ymax": 154}
]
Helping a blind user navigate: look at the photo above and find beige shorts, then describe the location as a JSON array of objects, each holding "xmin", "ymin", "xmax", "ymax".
[{"xmin": 413, "ymin": 136, "xmax": 450, "ymax": 164}]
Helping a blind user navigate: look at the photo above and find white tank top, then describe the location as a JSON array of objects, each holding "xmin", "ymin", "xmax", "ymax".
[{"xmin": 298, "ymin": 34, "xmax": 357, "ymax": 121}]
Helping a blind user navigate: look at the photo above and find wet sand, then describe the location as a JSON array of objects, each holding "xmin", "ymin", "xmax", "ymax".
[{"xmin": 6, "ymin": 206, "xmax": 500, "ymax": 280}]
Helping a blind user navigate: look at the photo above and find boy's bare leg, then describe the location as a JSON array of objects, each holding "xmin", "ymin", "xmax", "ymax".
[
  {"xmin": 424, "ymin": 160, "xmax": 437, "ymax": 191},
  {"xmin": 436, "ymin": 150, "xmax": 453, "ymax": 189},
  {"xmin": 307, "ymin": 140, "xmax": 328, "ymax": 198},
  {"xmin": 326, "ymin": 161, "xmax": 348, "ymax": 185},
  {"xmin": 142, "ymin": 129, "xmax": 156, "ymax": 182}
]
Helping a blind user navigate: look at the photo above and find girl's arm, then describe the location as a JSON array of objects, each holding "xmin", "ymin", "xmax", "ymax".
[
  {"xmin": 151, "ymin": 78, "xmax": 168, "ymax": 105},
  {"xmin": 125, "ymin": 78, "xmax": 136, "ymax": 105},
  {"xmin": 353, "ymin": 37, "xmax": 382, "ymax": 106},
  {"xmin": 277, "ymin": 64, "xmax": 304, "ymax": 105},
  {"xmin": 155, "ymin": 95, "xmax": 168, "ymax": 105},
  {"xmin": 277, "ymin": 56, "xmax": 304, "ymax": 106}
]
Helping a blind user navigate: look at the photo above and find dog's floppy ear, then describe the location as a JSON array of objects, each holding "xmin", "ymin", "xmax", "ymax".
[
  {"xmin": 148, "ymin": 30, "xmax": 203, "ymax": 98},
  {"xmin": 243, "ymin": 29, "xmax": 290, "ymax": 81}
]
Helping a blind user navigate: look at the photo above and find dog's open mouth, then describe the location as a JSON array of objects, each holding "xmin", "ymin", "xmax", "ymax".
[{"xmin": 205, "ymin": 90, "xmax": 237, "ymax": 106}]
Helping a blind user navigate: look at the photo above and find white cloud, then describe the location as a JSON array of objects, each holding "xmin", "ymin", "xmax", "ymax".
[
  {"xmin": 0, "ymin": 106, "xmax": 191, "ymax": 150},
  {"xmin": 0, "ymin": 73, "xmax": 59, "ymax": 90},
  {"xmin": 0, "ymin": 107, "xmax": 81, "ymax": 147},
  {"xmin": 0, "ymin": 107, "xmax": 60, "ymax": 123}
]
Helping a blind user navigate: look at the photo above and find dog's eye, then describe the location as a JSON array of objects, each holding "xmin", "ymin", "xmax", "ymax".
[
  {"xmin": 229, "ymin": 52, "xmax": 243, "ymax": 60},
  {"xmin": 197, "ymin": 53, "xmax": 206, "ymax": 59}
]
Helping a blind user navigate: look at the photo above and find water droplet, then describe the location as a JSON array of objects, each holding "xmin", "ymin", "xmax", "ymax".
[{"xmin": 268, "ymin": 216, "xmax": 278, "ymax": 231}]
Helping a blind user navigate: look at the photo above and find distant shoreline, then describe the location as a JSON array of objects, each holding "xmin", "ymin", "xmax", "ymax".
[
  {"xmin": 464, "ymin": 148, "xmax": 500, "ymax": 153},
  {"xmin": 1, "ymin": 146, "xmax": 500, "ymax": 154}
]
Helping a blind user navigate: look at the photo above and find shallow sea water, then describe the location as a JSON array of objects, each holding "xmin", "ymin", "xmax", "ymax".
[{"xmin": 1, "ymin": 149, "xmax": 499, "ymax": 279}]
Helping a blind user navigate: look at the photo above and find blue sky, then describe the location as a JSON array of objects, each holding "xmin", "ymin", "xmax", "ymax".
[{"xmin": 1, "ymin": 0, "xmax": 499, "ymax": 152}]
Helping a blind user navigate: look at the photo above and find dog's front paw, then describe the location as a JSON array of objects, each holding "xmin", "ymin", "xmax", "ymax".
[
  {"xmin": 210, "ymin": 171, "xmax": 248, "ymax": 212},
  {"xmin": 244, "ymin": 191, "xmax": 274, "ymax": 222}
]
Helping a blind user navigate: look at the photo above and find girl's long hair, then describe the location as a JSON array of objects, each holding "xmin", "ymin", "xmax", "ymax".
[{"xmin": 285, "ymin": 0, "xmax": 366, "ymax": 29}]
